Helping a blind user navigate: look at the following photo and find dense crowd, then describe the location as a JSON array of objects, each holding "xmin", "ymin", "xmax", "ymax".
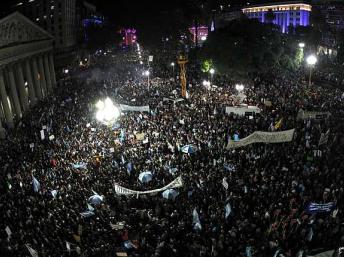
[{"xmin": 0, "ymin": 46, "xmax": 344, "ymax": 257}]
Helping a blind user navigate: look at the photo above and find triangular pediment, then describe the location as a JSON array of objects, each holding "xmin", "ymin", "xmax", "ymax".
[{"xmin": 0, "ymin": 12, "xmax": 53, "ymax": 49}]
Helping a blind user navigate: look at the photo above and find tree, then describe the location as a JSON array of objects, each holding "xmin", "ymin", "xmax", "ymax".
[{"xmin": 201, "ymin": 19, "xmax": 298, "ymax": 75}]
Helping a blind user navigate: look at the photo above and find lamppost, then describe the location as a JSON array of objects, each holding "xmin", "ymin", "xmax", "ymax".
[
  {"xmin": 306, "ymin": 55, "xmax": 317, "ymax": 86},
  {"xmin": 171, "ymin": 62, "xmax": 175, "ymax": 76},
  {"xmin": 143, "ymin": 70, "xmax": 150, "ymax": 90},
  {"xmin": 235, "ymin": 84, "xmax": 244, "ymax": 92},
  {"xmin": 209, "ymin": 68, "xmax": 215, "ymax": 84}
]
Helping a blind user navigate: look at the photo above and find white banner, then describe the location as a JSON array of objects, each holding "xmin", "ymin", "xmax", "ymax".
[
  {"xmin": 225, "ymin": 106, "xmax": 261, "ymax": 116},
  {"xmin": 297, "ymin": 109, "xmax": 331, "ymax": 120},
  {"xmin": 163, "ymin": 97, "xmax": 185, "ymax": 104},
  {"xmin": 114, "ymin": 176, "xmax": 183, "ymax": 196},
  {"xmin": 120, "ymin": 104, "xmax": 150, "ymax": 112},
  {"xmin": 226, "ymin": 129, "xmax": 295, "ymax": 149}
]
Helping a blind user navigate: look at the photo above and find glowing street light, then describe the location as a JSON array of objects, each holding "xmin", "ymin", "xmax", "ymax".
[
  {"xmin": 140, "ymin": 61, "xmax": 143, "ymax": 65},
  {"xmin": 306, "ymin": 55, "xmax": 317, "ymax": 66},
  {"xmin": 171, "ymin": 62, "xmax": 175, "ymax": 76},
  {"xmin": 202, "ymin": 80, "xmax": 211, "ymax": 86},
  {"xmin": 306, "ymin": 54, "xmax": 317, "ymax": 86},
  {"xmin": 201, "ymin": 36, "xmax": 207, "ymax": 41},
  {"xmin": 298, "ymin": 42, "xmax": 305, "ymax": 48},
  {"xmin": 143, "ymin": 70, "xmax": 150, "ymax": 90},
  {"xmin": 209, "ymin": 68, "xmax": 215, "ymax": 83},
  {"xmin": 95, "ymin": 98, "xmax": 120, "ymax": 124},
  {"xmin": 64, "ymin": 69, "xmax": 69, "ymax": 74},
  {"xmin": 235, "ymin": 84, "xmax": 244, "ymax": 92}
]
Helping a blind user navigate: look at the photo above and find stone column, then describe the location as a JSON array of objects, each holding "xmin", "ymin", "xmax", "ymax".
[
  {"xmin": 0, "ymin": 70, "xmax": 14, "ymax": 127},
  {"xmin": 43, "ymin": 54, "xmax": 53, "ymax": 92},
  {"xmin": 8, "ymin": 67, "xmax": 22, "ymax": 120},
  {"xmin": 24, "ymin": 59, "xmax": 37, "ymax": 106},
  {"xmin": 38, "ymin": 56, "xmax": 47, "ymax": 97},
  {"xmin": 48, "ymin": 53, "xmax": 56, "ymax": 88},
  {"xmin": 0, "ymin": 118, "xmax": 5, "ymax": 139},
  {"xmin": 15, "ymin": 63, "xmax": 29, "ymax": 112},
  {"xmin": 31, "ymin": 57, "xmax": 43, "ymax": 100}
]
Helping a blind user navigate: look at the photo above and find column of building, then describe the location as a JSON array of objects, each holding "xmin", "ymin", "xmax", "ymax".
[{"xmin": 0, "ymin": 51, "xmax": 56, "ymax": 138}]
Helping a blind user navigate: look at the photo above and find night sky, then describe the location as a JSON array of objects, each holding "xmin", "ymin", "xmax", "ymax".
[{"xmin": 89, "ymin": 0, "xmax": 264, "ymax": 26}]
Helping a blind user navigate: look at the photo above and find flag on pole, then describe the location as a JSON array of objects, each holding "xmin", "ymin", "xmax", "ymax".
[
  {"xmin": 245, "ymin": 246, "xmax": 252, "ymax": 257},
  {"xmin": 66, "ymin": 241, "xmax": 71, "ymax": 252},
  {"xmin": 126, "ymin": 162, "xmax": 133, "ymax": 174},
  {"xmin": 318, "ymin": 129, "xmax": 330, "ymax": 146},
  {"xmin": 32, "ymin": 175, "xmax": 40, "ymax": 192},
  {"xmin": 192, "ymin": 208, "xmax": 202, "ymax": 230},
  {"xmin": 274, "ymin": 118, "xmax": 283, "ymax": 130},
  {"xmin": 222, "ymin": 178, "xmax": 228, "ymax": 190},
  {"xmin": 225, "ymin": 203, "xmax": 232, "ymax": 219},
  {"xmin": 51, "ymin": 190, "xmax": 58, "ymax": 199},
  {"xmin": 25, "ymin": 244, "xmax": 38, "ymax": 257}
]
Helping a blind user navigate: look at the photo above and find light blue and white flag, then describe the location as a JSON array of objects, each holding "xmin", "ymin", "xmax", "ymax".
[
  {"xmin": 88, "ymin": 194, "xmax": 104, "ymax": 205},
  {"xmin": 51, "ymin": 190, "xmax": 58, "ymax": 199},
  {"xmin": 245, "ymin": 246, "xmax": 252, "ymax": 257},
  {"xmin": 32, "ymin": 175, "xmax": 40, "ymax": 192},
  {"xmin": 306, "ymin": 202, "xmax": 335, "ymax": 214},
  {"xmin": 87, "ymin": 203, "xmax": 95, "ymax": 211},
  {"xmin": 306, "ymin": 227, "xmax": 313, "ymax": 242},
  {"xmin": 127, "ymin": 162, "xmax": 133, "ymax": 175},
  {"xmin": 80, "ymin": 210, "xmax": 95, "ymax": 218},
  {"xmin": 224, "ymin": 163, "xmax": 235, "ymax": 172},
  {"xmin": 192, "ymin": 208, "xmax": 202, "ymax": 230},
  {"xmin": 225, "ymin": 203, "xmax": 232, "ymax": 219},
  {"xmin": 72, "ymin": 162, "xmax": 87, "ymax": 169},
  {"xmin": 119, "ymin": 129, "xmax": 125, "ymax": 142},
  {"xmin": 124, "ymin": 240, "xmax": 136, "ymax": 249},
  {"xmin": 273, "ymin": 249, "xmax": 281, "ymax": 257}
]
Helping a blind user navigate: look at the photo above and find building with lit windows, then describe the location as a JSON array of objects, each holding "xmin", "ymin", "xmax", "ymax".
[
  {"xmin": 5, "ymin": 0, "xmax": 77, "ymax": 68},
  {"xmin": 242, "ymin": 1, "xmax": 312, "ymax": 33}
]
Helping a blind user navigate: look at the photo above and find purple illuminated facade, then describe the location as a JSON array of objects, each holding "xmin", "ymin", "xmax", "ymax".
[{"xmin": 242, "ymin": 2, "xmax": 311, "ymax": 33}]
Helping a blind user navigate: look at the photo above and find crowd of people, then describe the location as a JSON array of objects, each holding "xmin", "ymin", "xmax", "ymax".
[{"xmin": 0, "ymin": 45, "xmax": 344, "ymax": 257}]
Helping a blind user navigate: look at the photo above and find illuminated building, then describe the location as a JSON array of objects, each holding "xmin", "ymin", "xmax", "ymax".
[
  {"xmin": 120, "ymin": 28, "xmax": 137, "ymax": 46},
  {"xmin": 6, "ymin": 0, "xmax": 78, "ymax": 68},
  {"xmin": 242, "ymin": 1, "xmax": 311, "ymax": 33},
  {"xmin": 189, "ymin": 26, "xmax": 208, "ymax": 46}
]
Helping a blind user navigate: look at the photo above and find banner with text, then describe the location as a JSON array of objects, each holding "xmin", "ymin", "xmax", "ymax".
[
  {"xmin": 120, "ymin": 104, "xmax": 150, "ymax": 112},
  {"xmin": 114, "ymin": 176, "xmax": 183, "ymax": 196},
  {"xmin": 226, "ymin": 129, "xmax": 295, "ymax": 149}
]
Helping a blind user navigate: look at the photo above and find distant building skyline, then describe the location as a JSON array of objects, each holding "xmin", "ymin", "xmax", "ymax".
[{"xmin": 242, "ymin": 1, "xmax": 311, "ymax": 33}]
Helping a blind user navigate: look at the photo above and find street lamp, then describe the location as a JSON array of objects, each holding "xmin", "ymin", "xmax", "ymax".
[
  {"xmin": 306, "ymin": 54, "xmax": 317, "ymax": 86},
  {"xmin": 235, "ymin": 84, "xmax": 244, "ymax": 92},
  {"xmin": 298, "ymin": 42, "xmax": 305, "ymax": 48},
  {"xmin": 209, "ymin": 68, "xmax": 215, "ymax": 84},
  {"xmin": 144, "ymin": 70, "xmax": 150, "ymax": 90},
  {"xmin": 171, "ymin": 62, "xmax": 175, "ymax": 76}
]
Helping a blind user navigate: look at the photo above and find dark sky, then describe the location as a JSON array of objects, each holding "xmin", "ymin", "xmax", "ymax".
[{"xmin": 88, "ymin": 0, "xmax": 260, "ymax": 27}]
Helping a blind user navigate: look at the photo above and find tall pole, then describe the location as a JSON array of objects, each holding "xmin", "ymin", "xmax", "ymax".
[{"xmin": 308, "ymin": 66, "xmax": 312, "ymax": 87}]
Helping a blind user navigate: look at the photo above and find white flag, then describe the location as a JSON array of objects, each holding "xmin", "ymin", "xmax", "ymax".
[
  {"xmin": 25, "ymin": 244, "xmax": 38, "ymax": 257},
  {"xmin": 66, "ymin": 241, "xmax": 71, "ymax": 252},
  {"xmin": 5, "ymin": 226, "xmax": 11, "ymax": 237},
  {"xmin": 40, "ymin": 130, "xmax": 45, "ymax": 140},
  {"xmin": 222, "ymin": 178, "xmax": 228, "ymax": 190}
]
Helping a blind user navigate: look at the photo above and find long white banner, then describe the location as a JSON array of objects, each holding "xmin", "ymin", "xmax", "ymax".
[
  {"xmin": 114, "ymin": 176, "xmax": 183, "ymax": 196},
  {"xmin": 119, "ymin": 104, "xmax": 150, "ymax": 112},
  {"xmin": 225, "ymin": 106, "xmax": 261, "ymax": 116},
  {"xmin": 226, "ymin": 129, "xmax": 295, "ymax": 149},
  {"xmin": 297, "ymin": 109, "xmax": 331, "ymax": 120}
]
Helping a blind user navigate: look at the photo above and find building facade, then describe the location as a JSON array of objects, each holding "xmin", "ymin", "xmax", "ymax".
[
  {"xmin": 242, "ymin": 1, "xmax": 311, "ymax": 33},
  {"xmin": 7, "ymin": 0, "xmax": 77, "ymax": 68},
  {"xmin": 0, "ymin": 12, "xmax": 56, "ymax": 138}
]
